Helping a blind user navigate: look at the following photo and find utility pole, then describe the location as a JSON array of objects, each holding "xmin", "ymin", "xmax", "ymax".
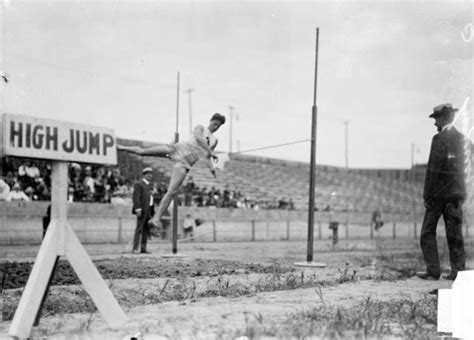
[
  {"xmin": 344, "ymin": 121, "xmax": 349, "ymax": 169},
  {"xmin": 0, "ymin": 3, "xmax": 7, "ymax": 178},
  {"xmin": 0, "ymin": 3, "xmax": 6, "ymax": 115},
  {"xmin": 172, "ymin": 72, "xmax": 180, "ymax": 254},
  {"xmin": 410, "ymin": 142, "xmax": 417, "ymax": 237},
  {"xmin": 184, "ymin": 89, "xmax": 194, "ymax": 136},
  {"xmin": 228, "ymin": 106, "xmax": 234, "ymax": 153}
]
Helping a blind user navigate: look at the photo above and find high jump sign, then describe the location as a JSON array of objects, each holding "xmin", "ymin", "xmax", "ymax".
[
  {"xmin": 2, "ymin": 113, "xmax": 117, "ymax": 164},
  {"xmin": 2, "ymin": 113, "xmax": 127, "ymax": 338}
]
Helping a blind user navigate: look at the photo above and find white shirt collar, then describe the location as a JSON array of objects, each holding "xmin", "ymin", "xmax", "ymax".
[
  {"xmin": 142, "ymin": 178, "xmax": 150, "ymax": 185},
  {"xmin": 441, "ymin": 124, "xmax": 453, "ymax": 132}
]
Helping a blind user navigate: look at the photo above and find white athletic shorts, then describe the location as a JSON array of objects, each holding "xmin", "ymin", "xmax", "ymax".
[{"xmin": 168, "ymin": 143, "xmax": 200, "ymax": 171}]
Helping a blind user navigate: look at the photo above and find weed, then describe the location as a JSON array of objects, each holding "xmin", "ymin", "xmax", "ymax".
[
  {"xmin": 336, "ymin": 263, "xmax": 357, "ymax": 284},
  {"xmin": 314, "ymin": 285, "xmax": 325, "ymax": 305}
]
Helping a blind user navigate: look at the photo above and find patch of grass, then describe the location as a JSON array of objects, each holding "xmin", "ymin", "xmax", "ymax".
[{"xmin": 230, "ymin": 296, "xmax": 438, "ymax": 339}]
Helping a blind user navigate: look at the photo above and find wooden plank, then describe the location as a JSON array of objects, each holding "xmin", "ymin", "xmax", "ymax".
[
  {"xmin": 9, "ymin": 221, "xmax": 60, "ymax": 338},
  {"xmin": 65, "ymin": 222, "xmax": 127, "ymax": 328},
  {"xmin": 51, "ymin": 162, "xmax": 68, "ymax": 256}
]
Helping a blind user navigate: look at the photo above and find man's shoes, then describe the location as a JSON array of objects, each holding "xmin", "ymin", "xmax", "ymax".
[
  {"xmin": 416, "ymin": 272, "xmax": 440, "ymax": 280},
  {"xmin": 443, "ymin": 272, "xmax": 457, "ymax": 280},
  {"xmin": 132, "ymin": 249, "xmax": 139, "ymax": 254},
  {"xmin": 140, "ymin": 250, "xmax": 151, "ymax": 254}
]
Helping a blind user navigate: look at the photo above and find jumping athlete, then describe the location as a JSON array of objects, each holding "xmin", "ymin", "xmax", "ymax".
[{"xmin": 117, "ymin": 113, "xmax": 225, "ymax": 229}]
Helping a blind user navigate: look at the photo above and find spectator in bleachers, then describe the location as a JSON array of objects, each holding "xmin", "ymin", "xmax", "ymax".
[
  {"xmin": 35, "ymin": 178, "xmax": 50, "ymax": 201},
  {"xmin": 184, "ymin": 176, "xmax": 196, "ymax": 192},
  {"xmin": 288, "ymin": 198, "xmax": 295, "ymax": 210},
  {"xmin": 18, "ymin": 161, "xmax": 41, "ymax": 190},
  {"xmin": 184, "ymin": 188, "xmax": 193, "ymax": 206},
  {"xmin": 223, "ymin": 185, "xmax": 231, "ymax": 207},
  {"xmin": 194, "ymin": 187, "xmax": 205, "ymax": 207},
  {"xmin": 0, "ymin": 177, "xmax": 10, "ymax": 201},
  {"xmin": 182, "ymin": 213, "xmax": 196, "ymax": 239},
  {"xmin": 69, "ymin": 163, "xmax": 84, "ymax": 201},
  {"xmin": 278, "ymin": 197, "xmax": 288, "ymax": 209},
  {"xmin": 6, "ymin": 183, "xmax": 30, "ymax": 202},
  {"xmin": 372, "ymin": 208, "xmax": 384, "ymax": 231},
  {"xmin": 206, "ymin": 189, "xmax": 218, "ymax": 207},
  {"xmin": 236, "ymin": 197, "xmax": 246, "ymax": 209},
  {"xmin": 107, "ymin": 168, "xmax": 123, "ymax": 197},
  {"xmin": 67, "ymin": 186, "xmax": 75, "ymax": 202},
  {"xmin": 252, "ymin": 201, "xmax": 260, "ymax": 211},
  {"xmin": 4, "ymin": 171, "xmax": 17, "ymax": 190},
  {"xmin": 93, "ymin": 167, "xmax": 107, "ymax": 202},
  {"xmin": 24, "ymin": 186, "xmax": 35, "ymax": 200},
  {"xmin": 83, "ymin": 166, "xmax": 95, "ymax": 202}
]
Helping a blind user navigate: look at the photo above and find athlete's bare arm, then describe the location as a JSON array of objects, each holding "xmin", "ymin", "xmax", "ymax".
[{"xmin": 210, "ymin": 139, "xmax": 218, "ymax": 151}]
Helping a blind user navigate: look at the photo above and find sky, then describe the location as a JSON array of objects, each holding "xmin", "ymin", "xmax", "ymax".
[{"xmin": 0, "ymin": 0, "xmax": 472, "ymax": 169}]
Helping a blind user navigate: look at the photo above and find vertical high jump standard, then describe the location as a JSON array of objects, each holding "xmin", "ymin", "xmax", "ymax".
[{"xmin": 294, "ymin": 28, "xmax": 327, "ymax": 268}]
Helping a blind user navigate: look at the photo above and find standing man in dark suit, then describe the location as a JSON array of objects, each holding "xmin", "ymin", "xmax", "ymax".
[
  {"xmin": 418, "ymin": 103, "xmax": 470, "ymax": 280},
  {"xmin": 132, "ymin": 167, "xmax": 155, "ymax": 254}
]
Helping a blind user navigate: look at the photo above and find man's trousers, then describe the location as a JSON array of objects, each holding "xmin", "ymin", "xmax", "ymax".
[{"xmin": 420, "ymin": 199, "xmax": 465, "ymax": 277}]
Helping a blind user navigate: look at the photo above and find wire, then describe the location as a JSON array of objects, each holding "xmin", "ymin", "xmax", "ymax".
[{"xmin": 229, "ymin": 139, "xmax": 312, "ymax": 155}]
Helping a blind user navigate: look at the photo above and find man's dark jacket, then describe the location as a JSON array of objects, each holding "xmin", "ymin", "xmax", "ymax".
[
  {"xmin": 132, "ymin": 179, "xmax": 152, "ymax": 215},
  {"xmin": 423, "ymin": 126, "xmax": 470, "ymax": 203}
]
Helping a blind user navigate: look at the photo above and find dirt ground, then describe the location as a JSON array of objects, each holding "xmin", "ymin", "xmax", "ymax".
[{"xmin": 0, "ymin": 238, "xmax": 468, "ymax": 339}]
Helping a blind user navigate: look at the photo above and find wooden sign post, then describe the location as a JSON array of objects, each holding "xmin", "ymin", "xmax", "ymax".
[{"xmin": 2, "ymin": 113, "xmax": 127, "ymax": 338}]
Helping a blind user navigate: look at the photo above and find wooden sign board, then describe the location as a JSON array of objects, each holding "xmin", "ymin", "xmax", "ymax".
[
  {"xmin": 4, "ymin": 113, "xmax": 127, "ymax": 338},
  {"xmin": 2, "ymin": 113, "xmax": 116, "ymax": 164}
]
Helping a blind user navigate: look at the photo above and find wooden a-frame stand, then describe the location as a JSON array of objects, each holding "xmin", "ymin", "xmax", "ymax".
[{"xmin": 9, "ymin": 161, "xmax": 127, "ymax": 338}]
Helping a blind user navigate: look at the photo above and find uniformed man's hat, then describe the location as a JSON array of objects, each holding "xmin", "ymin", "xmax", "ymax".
[
  {"xmin": 429, "ymin": 103, "xmax": 458, "ymax": 118},
  {"xmin": 142, "ymin": 167, "xmax": 153, "ymax": 174}
]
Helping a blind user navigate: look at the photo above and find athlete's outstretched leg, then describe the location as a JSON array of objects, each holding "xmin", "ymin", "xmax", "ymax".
[
  {"xmin": 117, "ymin": 144, "xmax": 171, "ymax": 157},
  {"xmin": 150, "ymin": 166, "xmax": 188, "ymax": 227}
]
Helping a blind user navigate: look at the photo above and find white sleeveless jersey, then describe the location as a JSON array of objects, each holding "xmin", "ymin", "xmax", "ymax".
[{"xmin": 169, "ymin": 126, "xmax": 216, "ymax": 168}]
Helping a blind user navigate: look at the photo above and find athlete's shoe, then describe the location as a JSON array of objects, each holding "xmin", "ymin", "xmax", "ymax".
[{"xmin": 148, "ymin": 218, "xmax": 162, "ymax": 239}]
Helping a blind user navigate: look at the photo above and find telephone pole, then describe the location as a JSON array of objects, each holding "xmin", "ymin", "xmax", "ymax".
[
  {"xmin": 344, "ymin": 121, "xmax": 349, "ymax": 169},
  {"xmin": 184, "ymin": 89, "xmax": 194, "ymax": 136},
  {"xmin": 228, "ymin": 106, "xmax": 234, "ymax": 153}
]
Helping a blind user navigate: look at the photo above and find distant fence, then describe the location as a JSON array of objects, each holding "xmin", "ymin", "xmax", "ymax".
[{"xmin": 0, "ymin": 202, "xmax": 471, "ymax": 245}]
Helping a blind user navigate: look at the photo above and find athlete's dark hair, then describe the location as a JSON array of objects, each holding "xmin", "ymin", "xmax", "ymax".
[{"xmin": 210, "ymin": 113, "xmax": 226, "ymax": 125}]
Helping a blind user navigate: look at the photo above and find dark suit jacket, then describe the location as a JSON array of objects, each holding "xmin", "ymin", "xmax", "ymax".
[
  {"xmin": 423, "ymin": 126, "xmax": 470, "ymax": 203},
  {"xmin": 132, "ymin": 179, "xmax": 152, "ymax": 216}
]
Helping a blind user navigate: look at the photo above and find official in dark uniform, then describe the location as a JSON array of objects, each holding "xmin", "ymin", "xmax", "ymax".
[
  {"xmin": 418, "ymin": 103, "xmax": 470, "ymax": 280},
  {"xmin": 132, "ymin": 167, "xmax": 155, "ymax": 254}
]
